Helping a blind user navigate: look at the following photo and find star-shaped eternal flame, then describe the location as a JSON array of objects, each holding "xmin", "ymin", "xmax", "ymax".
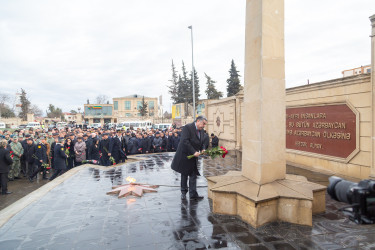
[{"xmin": 107, "ymin": 183, "xmax": 159, "ymax": 198}]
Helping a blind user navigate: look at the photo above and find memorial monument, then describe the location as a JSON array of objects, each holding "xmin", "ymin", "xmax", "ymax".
[{"xmin": 207, "ymin": 0, "xmax": 326, "ymax": 227}]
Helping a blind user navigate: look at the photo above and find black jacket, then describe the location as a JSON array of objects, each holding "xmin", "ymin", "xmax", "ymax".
[
  {"xmin": 171, "ymin": 122, "xmax": 204, "ymax": 175},
  {"xmin": 35, "ymin": 143, "xmax": 48, "ymax": 166},
  {"xmin": 211, "ymin": 136, "xmax": 219, "ymax": 148},
  {"xmin": 88, "ymin": 144, "xmax": 100, "ymax": 161},
  {"xmin": 24, "ymin": 143, "xmax": 36, "ymax": 164},
  {"xmin": 53, "ymin": 143, "xmax": 67, "ymax": 170},
  {"xmin": 172, "ymin": 136, "xmax": 180, "ymax": 151},
  {"xmin": 0, "ymin": 147, "xmax": 13, "ymax": 173},
  {"xmin": 109, "ymin": 136, "xmax": 121, "ymax": 162},
  {"xmin": 128, "ymin": 137, "xmax": 138, "ymax": 155}
]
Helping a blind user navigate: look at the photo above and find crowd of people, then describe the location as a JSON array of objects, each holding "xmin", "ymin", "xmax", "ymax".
[{"xmin": 0, "ymin": 125, "xmax": 219, "ymax": 195}]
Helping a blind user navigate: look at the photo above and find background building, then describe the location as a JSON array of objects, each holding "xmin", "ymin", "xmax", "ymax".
[
  {"xmin": 84, "ymin": 104, "xmax": 115, "ymax": 124},
  {"xmin": 112, "ymin": 94, "xmax": 158, "ymax": 122},
  {"xmin": 342, "ymin": 65, "xmax": 371, "ymax": 77}
]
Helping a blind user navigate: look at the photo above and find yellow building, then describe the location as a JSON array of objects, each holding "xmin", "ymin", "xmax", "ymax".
[{"xmin": 113, "ymin": 94, "xmax": 158, "ymax": 122}]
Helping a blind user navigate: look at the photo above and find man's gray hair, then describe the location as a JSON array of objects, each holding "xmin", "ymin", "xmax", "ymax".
[
  {"xmin": 0, "ymin": 139, "xmax": 8, "ymax": 148},
  {"xmin": 196, "ymin": 115, "xmax": 207, "ymax": 122}
]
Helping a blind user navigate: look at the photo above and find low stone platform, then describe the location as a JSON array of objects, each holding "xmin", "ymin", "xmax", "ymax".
[{"xmin": 0, "ymin": 152, "xmax": 374, "ymax": 249}]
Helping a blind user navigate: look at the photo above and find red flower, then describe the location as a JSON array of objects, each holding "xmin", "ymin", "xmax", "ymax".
[{"xmin": 222, "ymin": 154, "xmax": 226, "ymax": 158}]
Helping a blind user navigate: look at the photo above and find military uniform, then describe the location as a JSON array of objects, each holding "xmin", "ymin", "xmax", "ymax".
[
  {"xmin": 8, "ymin": 139, "xmax": 24, "ymax": 179},
  {"xmin": 29, "ymin": 141, "xmax": 48, "ymax": 180}
]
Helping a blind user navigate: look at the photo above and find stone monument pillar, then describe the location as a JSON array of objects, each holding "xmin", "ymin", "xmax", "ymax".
[
  {"xmin": 207, "ymin": 0, "xmax": 326, "ymax": 228},
  {"xmin": 370, "ymin": 14, "xmax": 375, "ymax": 178},
  {"xmin": 242, "ymin": 0, "xmax": 286, "ymax": 184}
]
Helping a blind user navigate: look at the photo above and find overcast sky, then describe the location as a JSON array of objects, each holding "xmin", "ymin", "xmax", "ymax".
[{"xmin": 0, "ymin": 0, "xmax": 374, "ymax": 115}]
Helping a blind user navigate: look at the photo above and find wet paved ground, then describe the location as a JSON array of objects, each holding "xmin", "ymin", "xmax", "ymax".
[{"xmin": 0, "ymin": 152, "xmax": 375, "ymax": 249}]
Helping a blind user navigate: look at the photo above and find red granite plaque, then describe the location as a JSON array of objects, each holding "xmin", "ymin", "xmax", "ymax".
[{"xmin": 286, "ymin": 104, "xmax": 357, "ymax": 159}]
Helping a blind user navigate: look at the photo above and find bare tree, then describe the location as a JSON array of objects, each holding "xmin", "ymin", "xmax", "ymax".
[
  {"xmin": 30, "ymin": 104, "xmax": 43, "ymax": 117},
  {"xmin": 95, "ymin": 95, "xmax": 109, "ymax": 104}
]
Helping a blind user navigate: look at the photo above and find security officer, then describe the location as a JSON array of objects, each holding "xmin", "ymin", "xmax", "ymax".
[
  {"xmin": 49, "ymin": 138, "xmax": 67, "ymax": 181},
  {"xmin": 29, "ymin": 136, "xmax": 48, "ymax": 181}
]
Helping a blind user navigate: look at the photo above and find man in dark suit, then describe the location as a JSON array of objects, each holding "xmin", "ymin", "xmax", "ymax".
[
  {"xmin": 49, "ymin": 138, "xmax": 67, "ymax": 181},
  {"xmin": 171, "ymin": 116, "xmax": 208, "ymax": 200}
]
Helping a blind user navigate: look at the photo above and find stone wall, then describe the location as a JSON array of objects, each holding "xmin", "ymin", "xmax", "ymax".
[
  {"xmin": 286, "ymin": 74, "xmax": 371, "ymax": 179},
  {"xmin": 206, "ymin": 74, "xmax": 372, "ymax": 179},
  {"xmin": 206, "ymin": 91, "xmax": 243, "ymax": 150}
]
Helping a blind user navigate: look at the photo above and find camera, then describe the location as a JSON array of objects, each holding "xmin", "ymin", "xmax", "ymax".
[{"xmin": 327, "ymin": 176, "xmax": 375, "ymax": 224}]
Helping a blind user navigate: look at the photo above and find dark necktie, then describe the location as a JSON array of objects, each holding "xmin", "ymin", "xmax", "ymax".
[{"xmin": 196, "ymin": 130, "xmax": 200, "ymax": 139}]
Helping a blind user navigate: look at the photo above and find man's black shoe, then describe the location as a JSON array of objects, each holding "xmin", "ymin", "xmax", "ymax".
[
  {"xmin": 181, "ymin": 193, "xmax": 187, "ymax": 200},
  {"xmin": 190, "ymin": 195, "xmax": 204, "ymax": 200},
  {"xmin": 42, "ymin": 177, "xmax": 48, "ymax": 180},
  {"xmin": 8, "ymin": 178, "xmax": 14, "ymax": 181},
  {"xmin": 2, "ymin": 191, "xmax": 12, "ymax": 195},
  {"xmin": 14, "ymin": 176, "xmax": 21, "ymax": 179}
]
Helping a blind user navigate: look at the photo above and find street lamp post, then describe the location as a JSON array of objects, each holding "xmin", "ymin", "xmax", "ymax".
[{"xmin": 188, "ymin": 25, "xmax": 195, "ymax": 118}]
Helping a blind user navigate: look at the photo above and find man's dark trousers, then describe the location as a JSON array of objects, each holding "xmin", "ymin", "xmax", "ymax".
[{"xmin": 181, "ymin": 173, "xmax": 198, "ymax": 197}]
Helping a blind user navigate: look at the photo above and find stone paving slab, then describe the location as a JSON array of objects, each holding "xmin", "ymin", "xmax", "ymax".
[{"xmin": 0, "ymin": 152, "xmax": 374, "ymax": 249}]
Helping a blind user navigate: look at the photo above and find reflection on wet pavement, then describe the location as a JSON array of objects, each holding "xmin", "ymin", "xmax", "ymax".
[{"xmin": 0, "ymin": 152, "xmax": 374, "ymax": 249}]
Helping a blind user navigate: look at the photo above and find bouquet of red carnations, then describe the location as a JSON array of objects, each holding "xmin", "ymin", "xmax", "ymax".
[
  {"xmin": 109, "ymin": 156, "xmax": 116, "ymax": 165},
  {"xmin": 187, "ymin": 146, "xmax": 228, "ymax": 159}
]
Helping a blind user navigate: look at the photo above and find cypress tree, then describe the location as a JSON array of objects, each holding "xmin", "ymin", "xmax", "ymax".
[
  {"xmin": 205, "ymin": 73, "xmax": 223, "ymax": 99},
  {"xmin": 19, "ymin": 88, "xmax": 30, "ymax": 121},
  {"xmin": 189, "ymin": 67, "xmax": 200, "ymax": 105},
  {"xmin": 226, "ymin": 60, "xmax": 241, "ymax": 97},
  {"xmin": 168, "ymin": 60, "xmax": 179, "ymax": 104}
]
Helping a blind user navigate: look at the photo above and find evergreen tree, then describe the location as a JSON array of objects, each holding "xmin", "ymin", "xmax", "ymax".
[
  {"xmin": 180, "ymin": 62, "xmax": 191, "ymax": 116},
  {"xmin": 46, "ymin": 104, "xmax": 64, "ymax": 119},
  {"xmin": 168, "ymin": 60, "xmax": 179, "ymax": 104},
  {"xmin": 19, "ymin": 88, "xmax": 30, "ymax": 121},
  {"xmin": 205, "ymin": 73, "xmax": 223, "ymax": 99},
  {"xmin": 139, "ymin": 96, "xmax": 148, "ymax": 117},
  {"xmin": 189, "ymin": 68, "xmax": 200, "ymax": 105},
  {"xmin": 226, "ymin": 60, "xmax": 241, "ymax": 97}
]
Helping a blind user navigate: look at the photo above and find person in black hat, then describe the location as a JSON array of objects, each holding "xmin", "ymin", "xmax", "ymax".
[
  {"xmin": 211, "ymin": 133, "xmax": 219, "ymax": 148},
  {"xmin": 49, "ymin": 137, "xmax": 67, "ymax": 181},
  {"xmin": 99, "ymin": 133, "xmax": 110, "ymax": 166},
  {"xmin": 29, "ymin": 136, "xmax": 48, "ymax": 181}
]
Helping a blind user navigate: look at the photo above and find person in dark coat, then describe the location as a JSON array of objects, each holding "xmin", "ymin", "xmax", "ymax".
[
  {"xmin": 109, "ymin": 132, "xmax": 121, "ymax": 163},
  {"xmin": 50, "ymin": 137, "xmax": 58, "ymax": 170},
  {"xmin": 88, "ymin": 138, "xmax": 100, "ymax": 161},
  {"xmin": 29, "ymin": 136, "xmax": 48, "ymax": 181},
  {"xmin": 49, "ymin": 138, "xmax": 67, "ymax": 181},
  {"xmin": 99, "ymin": 133, "xmax": 110, "ymax": 166},
  {"xmin": 211, "ymin": 133, "xmax": 219, "ymax": 148},
  {"xmin": 24, "ymin": 138, "xmax": 36, "ymax": 177},
  {"xmin": 161, "ymin": 132, "xmax": 168, "ymax": 152},
  {"xmin": 64, "ymin": 138, "xmax": 75, "ymax": 170},
  {"xmin": 153, "ymin": 133, "xmax": 163, "ymax": 153},
  {"xmin": 127, "ymin": 134, "xmax": 138, "ymax": 155},
  {"xmin": 140, "ymin": 134, "xmax": 150, "ymax": 154},
  {"xmin": 171, "ymin": 116, "xmax": 208, "ymax": 200},
  {"xmin": 202, "ymin": 130, "xmax": 209, "ymax": 150},
  {"xmin": 167, "ymin": 132, "xmax": 173, "ymax": 152},
  {"xmin": 0, "ymin": 139, "xmax": 13, "ymax": 195},
  {"xmin": 172, "ymin": 132, "xmax": 180, "ymax": 152}
]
